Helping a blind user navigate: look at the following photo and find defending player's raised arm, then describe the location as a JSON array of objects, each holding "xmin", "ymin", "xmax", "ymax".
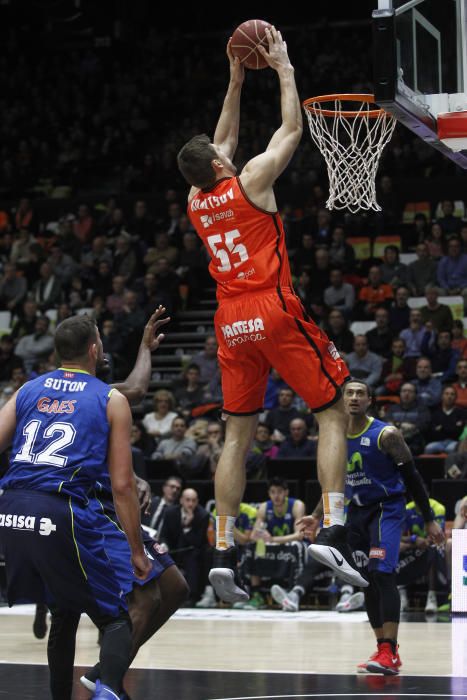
[
  {"xmin": 107, "ymin": 390, "xmax": 151, "ymax": 579},
  {"xmin": 0, "ymin": 391, "xmax": 18, "ymax": 454},
  {"xmin": 111, "ymin": 305, "xmax": 169, "ymax": 404},
  {"xmin": 241, "ymin": 27, "xmax": 302, "ymax": 193},
  {"xmin": 213, "ymin": 40, "xmax": 245, "ymax": 160},
  {"xmin": 380, "ymin": 426, "xmax": 444, "ymax": 544}
]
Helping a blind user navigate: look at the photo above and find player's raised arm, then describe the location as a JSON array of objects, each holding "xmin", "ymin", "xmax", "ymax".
[
  {"xmin": 213, "ymin": 40, "xmax": 245, "ymax": 160},
  {"xmin": 107, "ymin": 390, "xmax": 151, "ymax": 579},
  {"xmin": 379, "ymin": 426, "xmax": 444, "ymax": 545},
  {"xmin": 241, "ymin": 26, "xmax": 303, "ymax": 194},
  {"xmin": 111, "ymin": 305, "xmax": 170, "ymax": 404}
]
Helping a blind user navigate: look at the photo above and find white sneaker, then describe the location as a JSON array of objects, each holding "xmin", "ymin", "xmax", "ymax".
[
  {"xmin": 195, "ymin": 586, "xmax": 217, "ymax": 608},
  {"xmin": 398, "ymin": 586, "xmax": 409, "ymax": 612},
  {"xmin": 425, "ymin": 590, "xmax": 438, "ymax": 614},
  {"xmin": 336, "ymin": 591, "xmax": 365, "ymax": 612},
  {"xmin": 270, "ymin": 584, "xmax": 299, "ymax": 612}
]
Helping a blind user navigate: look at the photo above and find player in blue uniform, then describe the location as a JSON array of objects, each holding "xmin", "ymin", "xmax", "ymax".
[
  {"xmin": 299, "ymin": 379, "xmax": 444, "ymax": 675},
  {"xmin": 0, "ymin": 315, "xmax": 152, "ymax": 700}
]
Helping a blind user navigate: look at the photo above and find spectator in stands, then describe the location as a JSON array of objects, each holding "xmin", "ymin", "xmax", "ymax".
[
  {"xmin": 365, "ymin": 307, "xmax": 393, "ymax": 359},
  {"xmin": 143, "ymin": 475, "xmax": 183, "ymax": 535},
  {"xmin": 328, "ymin": 225, "xmax": 355, "ymax": 272},
  {"xmin": 411, "ymin": 212, "xmax": 429, "ymax": 248},
  {"xmin": 265, "ymin": 387, "xmax": 301, "ymax": 442},
  {"xmin": 142, "ymin": 389, "xmax": 178, "ymax": 440},
  {"xmin": 388, "ymin": 285, "xmax": 411, "ymax": 335},
  {"xmin": 159, "ymin": 487, "xmax": 209, "ymax": 606},
  {"xmin": 0, "ymin": 335, "xmax": 23, "ymax": 382},
  {"xmin": 345, "ymin": 335, "xmax": 383, "ymax": 388},
  {"xmin": 437, "ymin": 199, "xmax": 462, "ymax": 235},
  {"xmin": 264, "ymin": 369, "xmax": 288, "ymax": 410},
  {"xmin": 277, "ymin": 418, "xmax": 317, "ymax": 459},
  {"xmin": 378, "ymin": 337, "xmax": 415, "ymax": 396},
  {"xmin": 324, "ymin": 309, "xmax": 354, "ymax": 355},
  {"xmin": 452, "ymin": 320, "xmax": 467, "ymax": 359},
  {"xmin": 14, "ymin": 198, "xmax": 34, "ymax": 231},
  {"xmin": 138, "ymin": 272, "xmax": 173, "ymax": 317},
  {"xmin": 400, "ymin": 308, "xmax": 434, "ymax": 358},
  {"xmin": 357, "ymin": 265, "xmax": 394, "ymax": 319},
  {"xmin": 47, "ymin": 244, "xmax": 79, "ymax": 290},
  {"xmin": 379, "ymin": 245, "xmax": 408, "ymax": 288},
  {"xmin": 32, "ymin": 262, "xmax": 63, "ymax": 312},
  {"xmin": 10, "ymin": 299, "xmax": 38, "ymax": 341},
  {"xmin": 113, "ymin": 289, "xmax": 147, "ymax": 362},
  {"xmin": 412, "ymin": 357, "xmax": 442, "ymax": 408},
  {"xmin": 73, "ymin": 203, "xmax": 94, "ymax": 245},
  {"xmin": 113, "ymin": 232, "xmax": 139, "ymax": 282},
  {"xmin": 422, "ymin": 330, "xmax": 460, "ymax": 382},
  {"xmin": 461, "ymin": 222, "xmax": 467, "ymax": 253},
  {"xmin": 420, "ymin": 287, "xmax": 454, "ymax": 333},
  {"xmin": 92, "ymin": 260, "xmax": 114, "ymax": 300},
  {"xmin": 241, "ymin": 478, "xmax": 306, "ymax": 609},
  {"xmin": 293, "ymin": 232, "xmax": 315, "ymax": 274},
  {"xmin": 173, "ymin": 363, "xmax": 205, "ymax": 419},
  {"xmin": 384, "ymin": 382, "xmax": 430, "ymax": 455},
  {"xmin": 424, "ymin": 386, "xmax": 466, "ymax": 454},
  {"xmin": 407, "ymin": 243, "xmax": 439, "ymax": 296},
  {"xmin": 151, "ymin": 256, "xmax": 180, "ymax": 305},
  {"xmin": 130, "ymin": 420, "xmax": 155, "ymax": 460},
  {"xmin": 127, "ymin": 199, "xmax": 155, "ymax": 245},
  {"xmin": 14, "ymin": 316, "xmax": 55, "ymax": 374},
  {"xmin": 374, "ymin": 174, "xmax": 401, "ymax": 232},
  {"xmin": 80, "ymin": 235, "xmax": 113, "ymax": 276},
  {"xmin": 144, "ymin": 231, "xmax": 179, "ymax": 273},
  {"xmin": 190, "ymin": 335, "xmax": 219, "ymax": 385},
  {"xmin": 10, "ymin": 228, "xmax": 37, "ymax": 268},
  {"xmin": 294, "ymin": 270, "xmax": 313, "ymax": 311},
  {"xmin": 101, "ymin": 318, "xmax": 124, "ymax": 377},
  {"xmin": 247, "ymin": 422, "xmax": 279, "ymax": 476},
  {"xmin": 196, "ymin": 421, "xmax": 224, "ymax": 477},
  {"xmin": 0, "ymin": 262, "xmax": 27, "ymax": 312},
  {"xmin": 437, "ymin": 237, "xmax": 467, "ymax": 307},
  {"xmin": 425, "ymin": 222, "xmax": 446, "ymax": 260},
  {"xmin": 314, "ymin": 208, "xmax": 332, "ymax": 246},
  {"xmin": 323, "ymin": 267, "xmax": 355, "ymax": 318},
  {"xmin": 453, "ymin": 359, "xmax": 467, "ymax": 409},
  {"xmin": 105, "ymin": 275, "xmax": 128, "ymax": 315},
  {"xmin": 176, "ymin": 231, "xmax": 209, "ymax": 306},
  {"xmin": 152, "ymin": 416, "xmax": 197, "ymax": 470}
]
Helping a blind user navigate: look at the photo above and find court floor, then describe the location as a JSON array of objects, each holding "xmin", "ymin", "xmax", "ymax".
[{"xmin": 0, "ymin": 606, "xmax": 465, "ymax": 699}]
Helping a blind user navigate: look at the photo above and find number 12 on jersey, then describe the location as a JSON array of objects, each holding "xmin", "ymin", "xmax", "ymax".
[{"xmin": 207, "ymin": 229, "xmax": 249, "ymax": 273}]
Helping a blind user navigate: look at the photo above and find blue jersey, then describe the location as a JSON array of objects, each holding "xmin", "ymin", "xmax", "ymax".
[
  {"xmin": 2, "ymin": 368, "xmax": 113, "ymax": 503},
  {"xmin": 346, "ymin": 417, "xmax": 405, "ymax": 506},
  {"xmin": 405, "ymin": 498, "xmax": 446, "ymax": 537},
  {"xmin": 265, "ymin": 497, "xmax": 296, "ymax": 536}
]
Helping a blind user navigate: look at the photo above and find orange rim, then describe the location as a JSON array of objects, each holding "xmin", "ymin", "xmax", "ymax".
[{"xmin": 303, "ymin": 93, "xmax": 389, "ymax": 118}]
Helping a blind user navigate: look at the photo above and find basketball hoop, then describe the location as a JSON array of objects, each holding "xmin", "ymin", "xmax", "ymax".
[{"xmin": 303, "ymin": 94, "xmax": 397, "ymax": 213}]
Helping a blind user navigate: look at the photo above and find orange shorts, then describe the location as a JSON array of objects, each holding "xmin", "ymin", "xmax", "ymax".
[{"xmin": 214, "ymin": 290, "xmax": 349, "ymax": 415}]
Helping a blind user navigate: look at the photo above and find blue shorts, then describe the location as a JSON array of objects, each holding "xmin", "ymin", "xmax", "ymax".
[
  {"xmin": 92, "ymin": 494, "xmax": 174, "ymax": 596},
  {"xmin": 347, "ymin": 497, "xmax": 406, "ymax": 574},
  {"xmin": 0, "ymin": 489, "xmax": 127, "ymax": 618}
]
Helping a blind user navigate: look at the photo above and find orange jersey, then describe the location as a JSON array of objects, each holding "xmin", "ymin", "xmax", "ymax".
[{"xmin": 188, "ymin": 177, "xmax": 293, "ymax": 302}]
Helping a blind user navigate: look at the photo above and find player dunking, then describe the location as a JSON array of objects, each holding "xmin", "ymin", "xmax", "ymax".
[
  {"xmin": 177, "ymin": 26, "xmax": 367, "ymax": 603},
  {"xmin": 299, "ymin": 380, "xmax": 444, "ymax": 674},
  {"xmin": 0, "ymin": 316, "xmax": 152, "ymax": 700}
]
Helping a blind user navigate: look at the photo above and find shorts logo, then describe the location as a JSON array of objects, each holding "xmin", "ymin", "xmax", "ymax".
[
  {"xmin": 221, "ymin": 317, "xmax": 266, "ymax": 347},
  {"xmin": 369, "ymin": 547, "xmax": 386, "ymax": 560},
  {"xmin": 327, "ymin": 342, "xmax": 341, "ymax": 361},
  {"xmin": 0, "ymin": 513, "xmax": 56, "ymax": 535},
  {"xmin": 360, "ymin": 437, "xmax": 370, "ymax": 446},
  {"xmin": 153, "ymin": 542, "xmax": 168, "ymax": 555},
  {"xmin": 39, "ymin": 517, "xmax": 57, "ymax": 536},
  {"xmin": 352, "ymin": 550, "xmax": 370, "ymax": 569}
]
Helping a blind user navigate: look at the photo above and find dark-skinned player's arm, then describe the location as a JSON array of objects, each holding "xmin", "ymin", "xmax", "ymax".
[
  {"xmin": 111, "ymin": 305, "xmax": 170, "ymax": 405},
  {"xmin": 241, "ymin": 27, "xmax": 303, "ymax": 194},
  {"xmin": 107, "ymin": 390, "xmax": 151, "ymax": 580},
  {"xmin": 212, "ymin": 40, "xmax": 245, "ymax": 160},
  {"xmin": 379, "ymin": 426, "xmax": 445, "ymax": 546},
  {"xmin": 0, "ymin": 391, "xmax": 19, "ymax": 453}
]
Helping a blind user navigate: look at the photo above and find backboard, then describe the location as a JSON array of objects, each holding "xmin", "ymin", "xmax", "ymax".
[{"xmin": 372, "ymin": 0, "xmax": 467, "ymax": 168}]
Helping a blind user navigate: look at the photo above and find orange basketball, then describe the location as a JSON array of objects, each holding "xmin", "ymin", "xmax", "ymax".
[{"xmin": 231, "ymin": 19, "xmax": 272, "ymax": 70}]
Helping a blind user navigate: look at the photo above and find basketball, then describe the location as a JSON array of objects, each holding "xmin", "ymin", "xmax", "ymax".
[{"xmin": 231, "ymin": 19, "xmax": 272, "ymax": 70}]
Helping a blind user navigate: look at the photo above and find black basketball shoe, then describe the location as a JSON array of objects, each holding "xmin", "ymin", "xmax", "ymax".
[
  {"xmin": 308, "ymin": 525, "xmax": 369, "ymax": 587},
  {"xmin": 33, "ymin": 603, "xmax": 48, "ymax": 639},
  {"xmin": 208, "ymin": 546, "xmax": 249, "ymax": 604}
]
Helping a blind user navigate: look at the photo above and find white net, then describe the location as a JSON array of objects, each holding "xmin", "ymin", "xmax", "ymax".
[{"xmin": 304, "ymin": 97, "xmax": 397, "ymax": 213}]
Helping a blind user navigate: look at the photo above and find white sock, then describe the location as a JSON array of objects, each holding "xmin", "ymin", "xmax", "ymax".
[
  {"xmin": 322, "ymin": 492, "xmax": 345, "ymax": 527},
  {"xmin": 216, "ymin": 515, "xmax": 236, "ymax": 549}
]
